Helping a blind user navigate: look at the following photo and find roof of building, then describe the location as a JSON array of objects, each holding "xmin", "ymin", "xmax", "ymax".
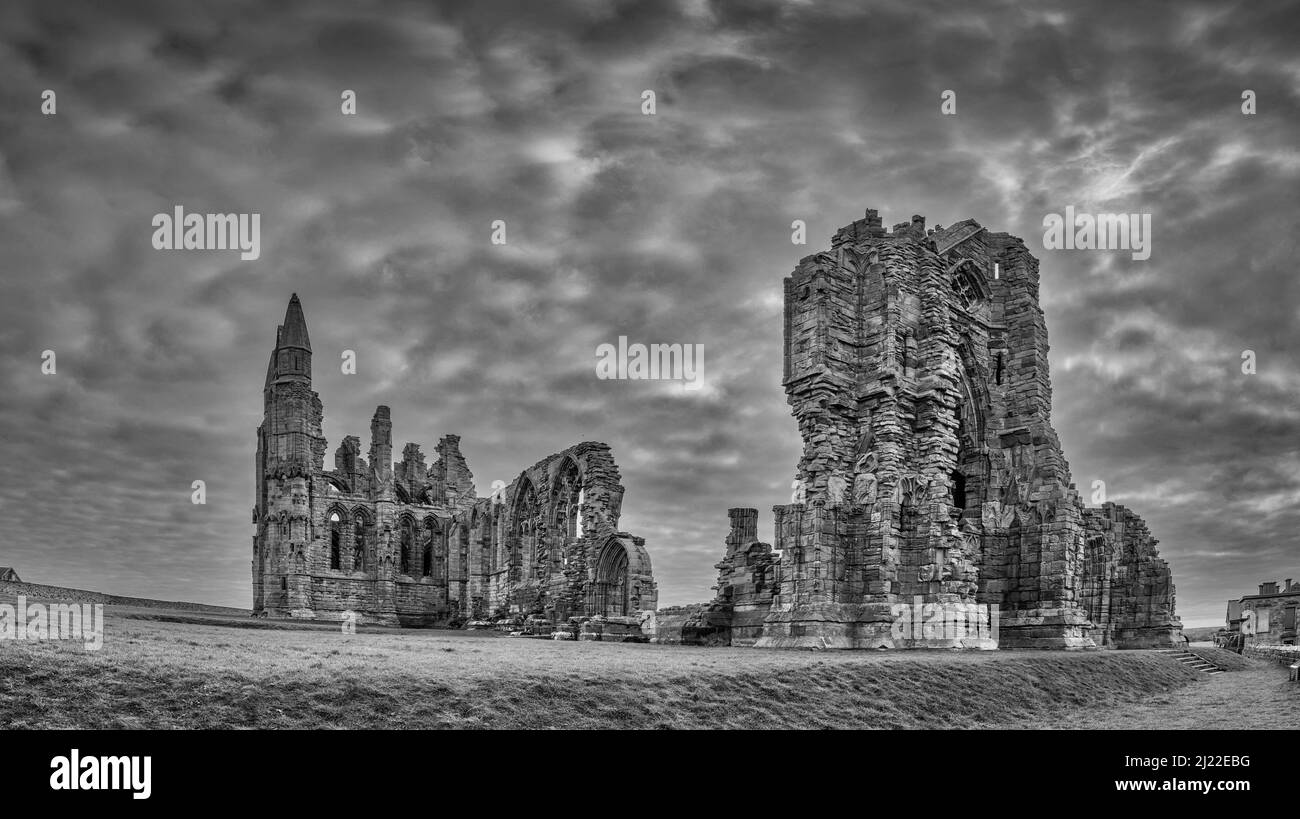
[
  {"xmin": 278, "ymin": 293, "xmax": 311, "ymax": 352},
  {"xmin": 1238, "ymin": 590, "xmax": 1300, "ymax": 601}
]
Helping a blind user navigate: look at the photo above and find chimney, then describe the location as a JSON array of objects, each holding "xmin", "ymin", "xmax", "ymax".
[{"xmin": 1288, "ymin": 578, "xmax": 1294, "ymax": 592}]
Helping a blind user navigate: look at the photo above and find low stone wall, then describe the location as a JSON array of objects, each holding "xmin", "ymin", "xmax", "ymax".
[
  {"xmin": 577, "ymin": 615, "xmax": 646, "ymax": 642},
  {"xmin": 1244, "ymin": 644, "xmax": 1300, "ymax": 665},
  {"xmin": 651, "ymin": 604, "xmax": 736, "ymax": 645},
  {"xmin": 650, "ymin": 605, "xmax": 704, "ymax": 644},
  {"xmin": 480, "ymin": 611, "xmax": 654, "ymax": 642},
  {"xmin": 0, "ymin": 581, "xmax": 246, "ymax": 615}
]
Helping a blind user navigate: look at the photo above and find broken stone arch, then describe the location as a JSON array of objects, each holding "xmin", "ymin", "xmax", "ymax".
[
  {"xmin": 322, "ymin": 474, "xmax": 351, "ymax": 494},
  {"xmin": 549, "ymin": 454, "xmax": 584, "ymax": 545},
  {"xmin": 504, "ymin": 475, "xmax": 538, "ymax": 578}
]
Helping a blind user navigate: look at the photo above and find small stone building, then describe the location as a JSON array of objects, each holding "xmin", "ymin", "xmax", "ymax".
[
  {"xmin": 252, "ymin": 295, "xmax": 657, "ymax": 632},
  {"xmin": 0, "ymin": 567, "xmax": 20, "ymax": 582},
  {"xmin": 1226, "ymin": 579, "xmax": 1299, "ymax": 645}
]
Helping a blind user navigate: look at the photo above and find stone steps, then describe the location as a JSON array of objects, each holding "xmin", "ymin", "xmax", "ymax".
[{"xmin": 1156, "ymin": 648, "xmax": 1224, "ymax": 675}]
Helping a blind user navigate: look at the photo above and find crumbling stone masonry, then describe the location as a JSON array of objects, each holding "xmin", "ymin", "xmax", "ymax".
[
  {"xmin": 668, "ymin": 209, "xmax": 1180, "ymax": 650},
  {"xmin": 253, "ymin": 295, "xmax": 657, "ymax": 632}
]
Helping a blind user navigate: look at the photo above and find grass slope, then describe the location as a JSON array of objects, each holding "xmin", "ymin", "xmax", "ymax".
[
  {"xmin": 0, "ymin": 609, "xmax": 1216, "ymax": 730},
  {"xmin": 1187, "ymin": 646, "xmax": 1252, "ymax": 671}
]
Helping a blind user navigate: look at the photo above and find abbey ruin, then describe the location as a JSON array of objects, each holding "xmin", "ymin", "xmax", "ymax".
[
  {"xmin": 253, "ymin": 295, "xmax": 657, "ymax": 638},
  {"xmin": 253, "ymin": 207, "xmax": 1180, "ymax": 651},
  {"xmin": 657, "ymin": 208, "xmax": 1182, "ymax": 650}
]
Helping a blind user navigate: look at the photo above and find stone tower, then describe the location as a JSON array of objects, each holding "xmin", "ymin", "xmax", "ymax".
[
  {"xmin": 690, "ymin": 209, "xmax": 1180, "ymax": 650},
  {"xmin": 253, "ymin": 293, "xmax": 326, "ymax": 616}
]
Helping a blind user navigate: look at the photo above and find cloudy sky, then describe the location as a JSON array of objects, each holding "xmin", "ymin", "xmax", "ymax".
[{"xmin": 0, "ymin": 0, "xmax": 1296, "ymax": 628}]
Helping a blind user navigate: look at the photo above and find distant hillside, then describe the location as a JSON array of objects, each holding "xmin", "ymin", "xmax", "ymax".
[
  {"xmin": 0, "ymin": 580, "xmax": 246, "ymax": 615},
  {"xmin": 1182, "ymin": 626, "xmax": 1222, "ymax": 642}
]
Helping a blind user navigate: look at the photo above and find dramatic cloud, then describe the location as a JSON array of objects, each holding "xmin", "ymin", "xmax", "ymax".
[{"xmin": 0, "ymin": 0, "xmax": 1295, "ymax": 627}]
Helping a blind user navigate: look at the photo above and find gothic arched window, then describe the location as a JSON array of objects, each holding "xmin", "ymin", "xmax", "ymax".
[
  {"xmin": 948, "ymin": 259, "xmax": 989, "ymax": 312},
  {"xmin": 422, "ymin": 518, "xmax": 437, "ymax": 578},
  {"xmin": 548, "ymin": 460, "xmax": 583, "ymax": 572},
  {"xmin": 399, "ymin": 518, "xmax": 413, "ymax": 575},
  {"xmin": 509, "ymin": 479, "xmax": 536, "ymax": 580},
  {"xmin": 575, "ymin": 488, "xmax": 584, "ymax": 540},
  {"xmin": 353, "ymin": 512, "xmax": 367, "ymax": 572},
  {"xmin": 329, "ymin": 511, "xmax": 342, "ymax": 570}
]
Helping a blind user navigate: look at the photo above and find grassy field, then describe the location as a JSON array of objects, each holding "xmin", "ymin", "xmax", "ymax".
[
  {"xmin": 0, "ymin": 597, "xmax": 1285, "ymax": 729},
  {"xmin": 1032, "ymin": 664, "xmax": 1297, "ymax": 729}
]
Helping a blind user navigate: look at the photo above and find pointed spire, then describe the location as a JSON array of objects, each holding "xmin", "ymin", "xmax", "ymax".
[
  {"xmin": 266, "ymin": 295, "xmax": 313, "ymax": 386},
  {"xmin": 279, "ymin": 293, "xmax": 311, "ymax": 352}
]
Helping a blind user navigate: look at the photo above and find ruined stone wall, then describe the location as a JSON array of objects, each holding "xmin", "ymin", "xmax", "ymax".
[
  {"xmin": 710, "ymin": 508, "xmax": 779, "ymax": 646},
  {"xmin": 476, "ymin": 441, "xmax": 655, "ymax": 622},
  {"xmin": 683, "ymin": 209, "xmax": 1181, "ymax": 650},
  {"xmin": 648, "ymin": 604, "xmax": 706, "ymax": 644},
  {"xmin": 434, "ymin": 434, "xmax": 476, "ymax": 511},
  {"xmin": 252, "ymin": 297, "xmax": 657, "ymax": 631},
  {"xmin": 1081, "ymin": 503, "xmax": 1180, "ymax": 647}
]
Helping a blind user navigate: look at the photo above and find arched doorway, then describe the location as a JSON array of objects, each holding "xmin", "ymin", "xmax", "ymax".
[{"xmin": 593, "ymin": 539, "xmax": 630, "ymax": 616}]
